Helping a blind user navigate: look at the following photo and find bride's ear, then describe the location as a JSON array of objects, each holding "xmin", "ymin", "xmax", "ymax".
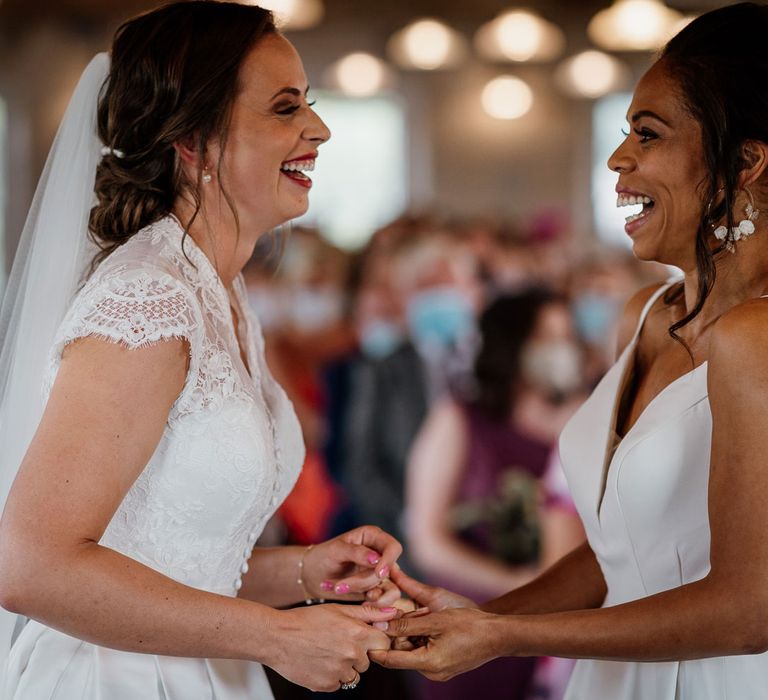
[
  {"xmin": 173, "ymin": 135, "xmax": 203, "ymax": 169},
  {"xmin": 738, "ymin": 140, "xmax": 768, "ymax": 188}
]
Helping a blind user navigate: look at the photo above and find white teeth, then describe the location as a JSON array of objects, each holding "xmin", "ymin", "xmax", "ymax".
[
  {"xmin": 281, "ymin": 159, "xmax": 315, "ymax": 173},
  {"xmin": 616, "ymin": 193, "xmax": 653, "ymax": 208},
  {"xmin": 625, "ymin": 210, "xmax": 650, "ymax": 224}
]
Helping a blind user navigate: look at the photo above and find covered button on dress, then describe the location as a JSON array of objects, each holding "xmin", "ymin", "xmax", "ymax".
[{"xmin": 5, "ymin": 215, "xmax": 305, "ymax": 699}]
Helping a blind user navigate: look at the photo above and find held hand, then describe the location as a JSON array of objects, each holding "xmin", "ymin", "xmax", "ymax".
[
  {"xmin": 364, "ymin": 577, "xmax": 404, "ymax": 607},
  {"xmin": 391, "ymin": 564, "xmax": 477, "ymax": 612},
  {"xmin": 267, "ymin": 603, "xmax": 397, "ymax": 692},
  {"xmin": 369, "ymin": 608, "xmax": 502, "ymax": 681},
  {"xmin": 305, "ymin": 526, "xmax": 402, "ymax": 598}
]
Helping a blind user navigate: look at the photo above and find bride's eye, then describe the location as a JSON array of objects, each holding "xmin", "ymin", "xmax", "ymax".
[{"xmin": 633, "ymin": 127, "xmax": 658, "ymax": 144}]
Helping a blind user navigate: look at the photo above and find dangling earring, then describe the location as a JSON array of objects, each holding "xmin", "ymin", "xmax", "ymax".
[
  {"xmin": 713, "ymin": 187, "xmax": 760, "ymax": 253},
  {"xmin": 202, "ymin": 167, "xmax": 212, "ymax": 184}
]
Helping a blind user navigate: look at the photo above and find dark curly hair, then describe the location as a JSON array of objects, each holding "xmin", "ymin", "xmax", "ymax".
[
  {"xmin": 659, "ymin": 2, "xmax": 768, "ymax": 342},
  {"xmin": 89, "ymin": 0, "xmax": 276, "ymax": 269}
]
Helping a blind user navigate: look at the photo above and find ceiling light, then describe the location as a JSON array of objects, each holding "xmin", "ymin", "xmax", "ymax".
[
  {"xmin": 555, "ymin": 50, "xmax": 631, "ymax": 99},
  {"xmin": 475, "ymin": 9, "xmax": 565, "ymax": 63},
  {"xmin": 588, "ymin": 0, "xmax": 684, "ymax": 51},
  {"xmin": 327, "ymin": 52, "xmax": 391, "ymax": 97},
  {"xmin": 481, "ymin": 75, "xmax": 533, "ymax": 120},
  {"xmin": 254, "ymin": 0, "xmax": 324, "ymax": 31},
  {"xmin": 669, "ymin": 13, "xmax": 698, "ymax": 37},
  {"xmin": 388, "ymin": 18, "xmax": 466, "ymax": 70}
]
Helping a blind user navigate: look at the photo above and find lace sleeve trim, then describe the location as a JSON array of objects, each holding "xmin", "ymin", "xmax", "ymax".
[{"xmin": 43, "ymin": 268, "xmax": 203, "ymax": 403}]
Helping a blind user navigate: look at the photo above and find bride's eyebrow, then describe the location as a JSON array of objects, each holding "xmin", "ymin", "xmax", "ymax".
[
  {"xmin": 270, "ymin": 86, "xmax": 311, "ymax": 100},
  {"xmin": 629, "ymin": 109, "xmax": 671, "ymax": 127}
]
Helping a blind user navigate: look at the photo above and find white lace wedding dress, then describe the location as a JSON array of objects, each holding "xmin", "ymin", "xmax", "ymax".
[{"xmin": 5, "ymin": 214, "xmax": 304, "ymax": 699}]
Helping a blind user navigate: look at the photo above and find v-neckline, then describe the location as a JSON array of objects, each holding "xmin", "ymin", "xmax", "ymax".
[
  {"xmin": 166, "ymin": 214, "xmax": 256, "ymax": 384},
  {"xmin": 596, "ymin": 282, "xmax": 707, "ymax": 515},
  {"xmin": 229, "ymin": 283, "xmax": 255, "ymax": 382}
]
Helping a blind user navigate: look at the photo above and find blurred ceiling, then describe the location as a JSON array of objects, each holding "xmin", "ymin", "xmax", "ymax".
[{"xmin": 0, "ymin": 0, "xmax": 736, "ymax": 38}]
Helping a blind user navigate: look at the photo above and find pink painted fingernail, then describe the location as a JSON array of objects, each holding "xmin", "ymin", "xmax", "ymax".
[
  {"xmin": 377, "ymin": 565, "xmax": 390, "ymax": 578},
  {"xmin": 367, "ymin": 552, "xmax": 380, "ymax": 565},
  {"xmin": 379, "ymin": 607, "xmax": 396, "ymax": 613},
  {"xmin": 335, "ymin": 583, "xmax": 351, "ymax": 594},
  {"xmin": 320, "ymin": 580, "xmax": 334, "ymax": 592},
  {"xmin": 374, "ymin": 622, "xmax": 389, "ymax": 631}
]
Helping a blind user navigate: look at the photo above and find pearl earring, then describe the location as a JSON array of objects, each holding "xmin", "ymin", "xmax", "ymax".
[
  {"xmin": 713, "ymin": 188, "xmax": 760, "ymax": 253},
  {"xmin": 202, "ymin": 168, "xmax": 212, "ymax": 184}
]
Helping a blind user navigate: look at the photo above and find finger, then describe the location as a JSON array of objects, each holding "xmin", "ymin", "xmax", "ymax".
[
  {"xmin": 333, "ymin": 539, "xmax": 386, "ymax": 570},
  {"xmin": 336, "ymin": 570, "xmax": 387, "ymax": 594},
  {"xmin": 384, "ymin": 612, "xmax": 434, "ymax": 638},
  {"xmin": 355, "ymin": 526, "xmax": 402, "ymax": 576},
  {"xmin": 363, "ymin": 579, "xmax": 399, "ymax": 605},
  {"xmin": 393, "ymin": 636, "xmax": 416, "ymax": 651},
  {"xmin": 338, "ymin": 603, "xmax": 399, "ymax": 624},
  {"xmin": 369, "ymin": 646, "xmax": 430, "ymax": 671},
  {"xmin": 340, "ymin": 670, "xmax": 362, "ymax": 690},
  {"xmin": 390, "ymin": 565, "xmax": 437, "ymax": 607},
  {"xmin": 317, "ymin": 576, "xmax": 366, "ymax": 598},
  {"xmin": 375, "ymin": 581, "xmax": 402, "ymax": 607}
]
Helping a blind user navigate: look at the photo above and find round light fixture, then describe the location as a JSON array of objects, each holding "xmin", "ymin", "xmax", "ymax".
[
  {"xmin": 555, "ymin": 50, "xmax": 631, "ymax": 99},
  {"xmin": 481, "ymin": 75, "xmax": 533, "ymax": 120},
  {"xmin": 475, "ymin": 9, "xmax": 565, "ymax": 63},
  {"xmin": 328, "ymin": 52, "xmax": 390, "ymax": 97},
  {"xmin": 588, "ymin": 0, "xmax": 684, "ymax": 51},
  {"xmin": 253, "ymin": 0, "xmax": 324, "ymax": 31},
  {"xmin": 388, "ymin": 18, "xmax": 466, "ymax": 70}
]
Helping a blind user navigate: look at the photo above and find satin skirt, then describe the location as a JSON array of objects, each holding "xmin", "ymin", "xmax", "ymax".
[{"xmin": 6, "ymin": 620, "xmax": 274, "ymax": 699}]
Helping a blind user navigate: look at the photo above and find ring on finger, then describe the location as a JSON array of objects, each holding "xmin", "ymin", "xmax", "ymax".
[{"xmin": 340, "ymin": 671, "xmax": 360, "ymax": 690}]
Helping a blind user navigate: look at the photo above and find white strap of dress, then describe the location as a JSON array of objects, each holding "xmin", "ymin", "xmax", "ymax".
[{"xmin": 630, "ymin": 278, "xmax": 680, "ymax": 344}]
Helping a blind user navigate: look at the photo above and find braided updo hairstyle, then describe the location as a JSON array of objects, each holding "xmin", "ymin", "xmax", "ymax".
[{"xmin": 89, "ymin": 0, "xmax": 276, "ymax": 268}]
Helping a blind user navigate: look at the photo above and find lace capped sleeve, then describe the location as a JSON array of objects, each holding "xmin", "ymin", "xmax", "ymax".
[{"xmin": 44, "ymin": 266, "xmax": 203, "ymax": 400}]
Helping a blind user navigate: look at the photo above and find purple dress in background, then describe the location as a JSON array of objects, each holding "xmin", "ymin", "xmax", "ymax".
[{"xmin": 420, "ymin": 401, "xmax": 552, "ymax": 700}]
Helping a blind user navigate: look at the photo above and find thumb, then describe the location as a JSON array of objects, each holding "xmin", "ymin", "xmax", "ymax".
[
  {"xmin": 391, "ymin": 566, "xmax": 435, "ymax": 606},
  {"xmin": 340, "ymin": 604, "xmax": 399, "ymax": 624},
  {"xmin": 384, "ymin": 612, "xmax": 434, "ymax": 639}
]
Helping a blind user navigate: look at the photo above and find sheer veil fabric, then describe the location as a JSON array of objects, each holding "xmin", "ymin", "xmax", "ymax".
[{"xmin": 0, "ymin": 53, "xmax": 109, "ymax": 683}]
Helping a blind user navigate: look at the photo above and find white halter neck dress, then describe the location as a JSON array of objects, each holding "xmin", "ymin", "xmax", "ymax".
[
  {"xmin": 559, "ymin": 282, "xmax": 768, "ymax": 699},
  {"xmin": 5, "ymin": 215, "xmax": 305, "ymax": 699}
]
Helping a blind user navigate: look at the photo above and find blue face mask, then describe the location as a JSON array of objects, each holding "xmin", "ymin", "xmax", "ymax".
[
  {"xmin": 572, "ymin": 293, "xmax": 621, "ymax": 344},
  {"xmin": 406, "ymin": 287, "xmax": 474, "ymax": 348},
  {"xmin": 359, "ymin": 320, "xmax": 404, "ymax": 360}
]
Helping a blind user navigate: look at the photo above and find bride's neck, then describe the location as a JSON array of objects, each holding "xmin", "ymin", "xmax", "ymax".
[{"xmin": 172, "ymin": 196, "xmax": 263, "ymax": 288}]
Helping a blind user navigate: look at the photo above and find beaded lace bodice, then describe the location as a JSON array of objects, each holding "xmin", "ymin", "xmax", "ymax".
[{"xmin": 43, "ymin": 215, "xmax": 304, "ymax": 596}]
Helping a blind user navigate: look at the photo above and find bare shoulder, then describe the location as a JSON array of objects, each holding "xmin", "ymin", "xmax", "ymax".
[
  {"xmin": 60, "ymin": 334, "xmax": 188, "ymax": 395},
  {"xmin": 411, "ymin": 397, "xmax": 469, "ymax": 463},
  {"xmin": 709, "ymin": 297, "xmax": 768, "ymax": 376},
  {"xmin": 423, "ymin": 396, "xmax": 468, "ymax": 436},
  {"xmin": 52, "ymin": 334, "xmax": 189, "ymax": 440},
  {"xmin": 615, "ymin": 281, "xmax": 671, "ymax": 356}
]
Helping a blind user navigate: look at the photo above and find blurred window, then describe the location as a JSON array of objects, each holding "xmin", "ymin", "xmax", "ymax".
[
  {"xmin": 295, "ymin": 91, "xmax": 407, "ymax": 250},
  {"xmin": 592, "ymin": 92, "xmax": 632, "ymax": 247}
]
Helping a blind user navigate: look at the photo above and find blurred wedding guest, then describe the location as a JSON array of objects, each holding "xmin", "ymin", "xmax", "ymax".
[
  {"xmin": 342, "ymin": 229, "xmax": 483, "ymax": 571},
  {"xmin": 524, "ymin": 209, "xmax": 576, "ymax": 293},
  {"xmin": 570, "ymin": 249, "xmax": 668, "ymax": 387},
  {"xmin": 406, "ymin": 290, "xmax": 585, "ymax": 700}
]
